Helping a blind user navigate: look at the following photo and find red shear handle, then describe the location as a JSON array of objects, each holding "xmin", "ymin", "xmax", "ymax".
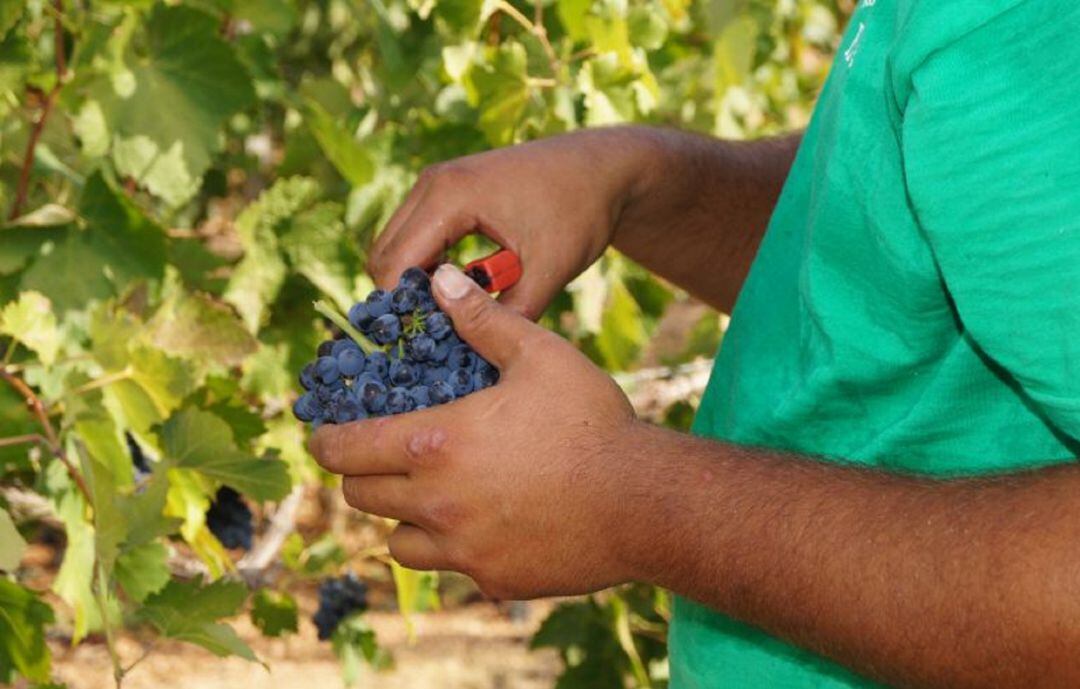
[{"xmin": 464, "ymin": 249, "xmax": 522, "ymax": 293}]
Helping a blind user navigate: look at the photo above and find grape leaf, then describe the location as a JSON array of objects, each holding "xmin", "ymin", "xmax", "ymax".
[
  {"xmin": 596, "ymin": 273, "xmax": 647, "ymax": 371},
  {"xmin": 75, "ymin": 412, "xmax": 134, "ymax": 490},
  {"xmin": 19, "ymin": 231, "xmax": 112, "ymax": 313},
  {"xmin": 20, "ymin": 174, "xmax": 166, "ymax": 311},
  {"xmin": 139, "ymin": 578, "xmax": 257, "ymax": 661},
  {"xmin": 250, "ymin": 589, "xmax": 299, "ymax": 637},
  {"xmin": 0, "ymin": 291, "xmax": 59, "ymax": 364},
  {"xmin": 158, "ymin": 407, "xmax": 290, "ymax": 501},
  {"xmin": 92, "ymin": 4, "xmax": 256, "ymax": 206},
  {"xmin": 279, "ymin": 201, "xmax": 362, "ymax": 312},
  {"xmin": 470, "ymin": 42, "xmax": 530, "ymax": 145},
  {"xmin": 577, "ymin": 53, "xmax": 637, "ymax": 125},
  {"xmin": 149, "ymin": 291, "xmax": 258, "ymax": 367},
  {"xmin": 0, "ymin": 208, "xmax": 69, "ymax": 275},
  {"xmin": 0, "ymin": 507, "xmax": 26, "ymax": 571},
  {"xmin": 78, "ymin": 172, "xmax": 167, "ymax": 286},
  {"xmin": 114, "ymin": 542, "xmax": 171, "ymax": 603},
  {"xmin": 0, "ymin": 0, "xmax": 23, "ymax": 40},
  {"xmin": 303, "ymin": 100, "xmax": 374, "ymax": 188},
  {"xmin": 51, "ymin": 489, "xmax": 102, "ymax": 643},
  {"xmin": 224, "ymin": 178, "xmax": 321, "ymax": 332},
  {"xmin": 0, "ymin": 579, "xmax": 54, "ymax": 683}
]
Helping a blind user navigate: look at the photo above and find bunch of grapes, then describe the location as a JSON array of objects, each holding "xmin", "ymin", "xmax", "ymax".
[
  {"xmin": 292, "ymin": 267, "xmax": 498, "ymax": 428},
  {"xmin": 205, "ymin": 486, "xmax": 254, "ymax": 551},
  {"xmin": 313, "ymin": 573, "xmax": 369, "ymax": 640}
]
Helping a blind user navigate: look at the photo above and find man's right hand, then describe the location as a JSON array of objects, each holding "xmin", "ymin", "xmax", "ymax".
[
  {"xmin": 368, "ymin": 127, "xmax": 660, "ymax": 320},
  {"xmin": 370, "ymin": 126, "xmax": 800, "ymax": 316}
]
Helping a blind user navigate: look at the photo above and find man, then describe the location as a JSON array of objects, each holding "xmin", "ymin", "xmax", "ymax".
[{"xmin": 311, "ymin": 1, "xmax": 1080, "ymax": 686}]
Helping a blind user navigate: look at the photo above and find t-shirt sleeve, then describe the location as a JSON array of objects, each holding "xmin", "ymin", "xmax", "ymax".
[{"xmin": 901, "ymin": 1, "xmax": 1080, "ymax": 439}]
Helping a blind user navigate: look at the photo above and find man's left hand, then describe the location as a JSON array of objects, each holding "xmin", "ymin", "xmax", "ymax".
[{"xmin": 310, "ymin": 264, "xmax": 643, "ymax": 599}]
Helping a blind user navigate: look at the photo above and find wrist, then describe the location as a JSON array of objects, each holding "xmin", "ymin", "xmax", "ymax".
[{"xmin": 600, "ymin": 420, "xmax": 696, "ymax": 585}]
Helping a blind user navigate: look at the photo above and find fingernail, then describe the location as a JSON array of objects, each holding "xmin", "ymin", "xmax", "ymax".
[{"xmin": 433, "ymin": 264, "xmax": 473, "ymax": 300}]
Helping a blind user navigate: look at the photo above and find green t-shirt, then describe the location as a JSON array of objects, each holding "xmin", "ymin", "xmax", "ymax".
[{"xmin": 673, "ymin": 1, "xmax": 1080, "ymax": 687}]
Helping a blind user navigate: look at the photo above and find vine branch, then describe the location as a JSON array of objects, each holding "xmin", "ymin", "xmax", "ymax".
[
  {"xmin": 10, "ymin": 0, "xmax": 68, "ymax": 221},
  {"xmin": 0, "ymin": 367, "xmax": 92, "ymax": 503}
]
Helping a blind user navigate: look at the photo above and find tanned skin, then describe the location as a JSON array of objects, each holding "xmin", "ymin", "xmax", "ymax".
[{"xmin": 312, "ymin": 126, "xmax": 1080, "ymax": 688}]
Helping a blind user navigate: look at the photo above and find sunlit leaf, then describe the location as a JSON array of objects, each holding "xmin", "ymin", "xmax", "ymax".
[
  {"xmin": 159, "ymin": 407, "xmax": 291, "ymax": 501},
  {"xmin": 93, "ymin": 5, "xmax": 256, "ymax": 206},
  {"xmin": 0, "ymin": 291, "xmax": 59, "ymax": 364}
]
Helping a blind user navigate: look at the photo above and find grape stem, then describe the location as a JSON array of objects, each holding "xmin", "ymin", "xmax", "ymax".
[
  {"xmin": 313, "ymin": 300, "xmax": 381, "ymax": 354},
  {"xmin": 10, "ymin": 0, "xmax": 68, "ymax": 220}
]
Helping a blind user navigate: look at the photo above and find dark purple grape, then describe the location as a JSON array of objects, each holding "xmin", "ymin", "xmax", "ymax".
[
  {"xmin": 390, "ymin": 286, "xmax": 418, "ymax": 314},
  {"xmin": 348, "ymin": 302, "xmax": 373, "ymax": 331},
  {"xmin": 421, "ymin": 366, "xmax": 450, "ymax": 385},
  {"xmin": 364, "ymin": 351, "xmax": 389, "ymax": 379},
  {"xmin": 386, "ymin": 387, "xmax": 414, "ymax": 414},
  {"xmin": 299, "ymin": 363, "xmax": 317, "ymax": 390},
  {"xmin": 331, "ymin": 338, "xmax": 359, "ymax": 357},
  {"xmin": 429, "ymin": 341, "xmax": 450, "ymax": 363},
  {"xmin": 337, "ymin": 348, "xmax": 366, "ymax": 377},
  {"xmin": 424, "ymin": 312, "xmax": 452, "ymax": 340},
  {"xmin": 448, "ymin": 368, "xmax": 474, "ymax": 396},
  {"xmin": 473, "ymin": 361, "xmax": 499, "ymax": 390},
  {"xmin": 293, "ymin": 392, "xmax": 320, "ymax": 422},
  {"xmin": 370, "ymin": 314, "xmax": 401, "ymax": 345},
  {"xmin": 399, "ymin": 267, "xmax": 430, "ymax": 291},
  {"xmin": 416, "ymin": 292, "xmax": 438, "ymax": 314},
  {"xmin": 317, "ymin": 340, "xmax": 335, "ymax": 357},
  {"xmin": 316, "ymin": 356, "xmax": 340, "ymax": 384},
  {"xmin": 358, "ymin": 379, "xmax": 388, "ymax": 414},
  {"xmin": 333, "ymin": 395, "xmax": 365, "ymax": 424},
  {"xmin": 447, "ymin": 345, "xmax": 477, "ymax": 372},
  {"xmin": 408, "ymin": 334, "xmax": 436, "ymax": 361},
  {"xmin": 408, "ymin": 385, "xmax": 431, "ymax": 408},
  {"xmin": 366, "ymin": 289, "xmax": 392, "ymax": 317},
  {"xmin": 429, "ymin": 380, "xmax": 455, "ymax": 405},
  {"xmin": 389, "ymin": 360, "xmax": 419, "ymax": 386}
]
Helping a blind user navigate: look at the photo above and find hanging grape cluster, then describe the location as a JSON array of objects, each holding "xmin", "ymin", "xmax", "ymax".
[{"xmin": 313, "ymin": 573, "xmax": 370, "ymax": 640}]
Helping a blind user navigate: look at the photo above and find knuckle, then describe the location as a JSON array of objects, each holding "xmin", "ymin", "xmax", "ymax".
[
  {"xmin": 403, "ymin": 427, "xmax": 451, "ymax": 470},
  {"xmin": 461, "ymin": 297, "xmax": 498, "ymax": 332},
  {"xmin": 340, "ymin": 478, "xmax": 364, "ymax": 509},
  {"xmin": 426, "ymin": 161, "xmax": 470, "ymax": 191},
  {"xmin": 421, "ymin": 499, "xmax": 467, "ymax": 533},
  {"xmin": 417, "ymin": 162, "xmax": 444, "ymax": 183}
]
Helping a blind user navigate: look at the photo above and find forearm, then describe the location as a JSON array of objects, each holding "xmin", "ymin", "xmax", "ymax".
[
  {"xmin": 615, "ymin": 128, "xmax": 801, "ymax": 313},
  {"xmin": 617, "ymin": 423, "xmax": 1080, "ymax": 688}
]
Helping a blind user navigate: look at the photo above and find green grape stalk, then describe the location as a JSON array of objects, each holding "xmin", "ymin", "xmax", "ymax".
[{"xmin": 0, "ymin": 0, "xmax": 849, "ymax": 686}]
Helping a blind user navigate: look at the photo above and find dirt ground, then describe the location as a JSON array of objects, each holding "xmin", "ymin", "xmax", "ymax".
[{"xmin": 50, "ymin": 599, "xmax": 562, "ymax": 689}]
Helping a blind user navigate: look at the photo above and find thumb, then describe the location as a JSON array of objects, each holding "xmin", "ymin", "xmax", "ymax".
[{"xmin": 431, "ymin": 264, "xmax": 539, "ymax": 368}]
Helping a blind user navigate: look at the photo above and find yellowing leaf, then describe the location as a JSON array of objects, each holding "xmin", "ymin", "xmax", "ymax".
[{"xmin": 0, "ymin": 291, "xmax": 59, "ymax": 364}]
